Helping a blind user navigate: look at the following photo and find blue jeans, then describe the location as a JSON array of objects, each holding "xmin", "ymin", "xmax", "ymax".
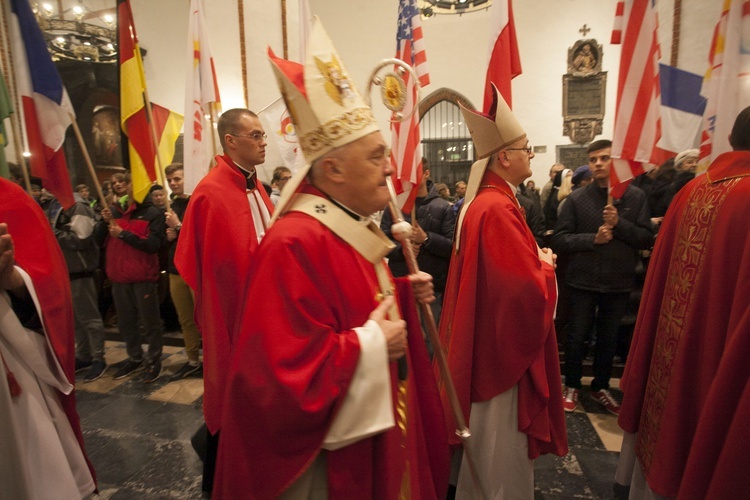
[{"xmin": 564, "ymin": 288, "xmax": 629, "ymax": 392}]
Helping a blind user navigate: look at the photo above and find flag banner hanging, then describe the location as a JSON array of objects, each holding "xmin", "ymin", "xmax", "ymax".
[
  {"xmin": 184, "ymin": 0, "xmax": 222, "ymax": 194},
  {"xmin": 0, "ymin": 70, "xmax": 13, "ymax": 179},
  {"xmin": 257, "ymin": 97, "xmax": 304, "ymax": 176},
  {"xmin": 699, "ymin": 0, "xmax": 750, "ymax": 167},
  {"xmin": 483, "ymin": 0, "xmax": 521, "ymax": 112},
  {"xmin": 10, "ymin": 0, "xmax": 75, "ymax": 207},
  {"xmin": 391, "ymin": 0, "xmax": 429, "ymax": 213},
  {"xmin": 610, "ymin": 0, "xmax": 662, "ymax": 191},
  {"xmin": 119, "ymin": 0, "xmax": 159, "ymax": 202},
  {"xmin": 130, "ymin": 104, "xmax": 184, "ymax": 203},
  {"xmin": 657, "ymin": 64, "xmax": 707, "ymax": 156}
]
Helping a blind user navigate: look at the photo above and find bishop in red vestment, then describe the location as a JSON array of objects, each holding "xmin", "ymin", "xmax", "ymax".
[
  {"xmin": 213, "ymin": 19, "xmax": 449, "ymax": 499},
  {"xmin": 438, "ymin": 86, "xmax": 567, "ymax": 498},
  {"xmin": 617, "ymin": 108, "xmax": 750, "ymax": 498}
]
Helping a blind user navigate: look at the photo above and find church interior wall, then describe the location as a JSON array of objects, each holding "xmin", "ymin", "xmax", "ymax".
[{"xmin": 4, "ymin": 0, "xmax": 723, "ymax": 186}]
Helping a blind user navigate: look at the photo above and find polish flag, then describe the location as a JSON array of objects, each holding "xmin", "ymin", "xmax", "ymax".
[{"xmin": 483, "ymin": 0, "xmax": 522, "ymax": 112}]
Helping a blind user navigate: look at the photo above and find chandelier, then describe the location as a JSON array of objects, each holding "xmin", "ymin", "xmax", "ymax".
[
  {"xmin": 419, "ymin": 0, "xmax": 492, "ymax": 17},
  {"xmin": 32, "ymin": 2, "xmax": 117, "ymax": 63}
]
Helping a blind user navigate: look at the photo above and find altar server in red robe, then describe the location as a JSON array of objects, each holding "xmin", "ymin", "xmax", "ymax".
[
  {"xmin": 212, "ymin": 18, "xmax": 449, "ymax": 499},
  {"xmin": 615, "ymin": 107, "xmax": 750, "ymax": 499},
  {"xmin": 174, "ymin": 108, "xmax": 274, "ymax": 493},
  {"xmin": 438, "ymin": 85, "xmax": 567, "ymax": 499},
  {"xmin": 0, "ymin": 178, "xmax": 96, "ymax": 498}
]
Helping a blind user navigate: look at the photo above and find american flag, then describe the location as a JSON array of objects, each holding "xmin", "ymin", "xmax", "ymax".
[
  {"xmin": 391, "ymin": 0, "xmax": 429, "ymax": 213},
  {"xmin": 610, "ymin": 0, "xmax": 662, "ymax": 192}
]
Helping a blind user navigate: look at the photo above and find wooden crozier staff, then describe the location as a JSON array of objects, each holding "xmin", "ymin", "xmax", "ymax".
[{"xmin": 367, "ymin": 59, "xmax": 489, "ymax": 500}]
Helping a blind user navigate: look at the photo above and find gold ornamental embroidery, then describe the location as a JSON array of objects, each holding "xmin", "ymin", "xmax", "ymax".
[
  {"xmin": 299, "ymin": 107, "xmax": 377, "ymax": 155},
  {"xmin": 636, "ymin": 177, "xmax": 740, "ymax": 472}
]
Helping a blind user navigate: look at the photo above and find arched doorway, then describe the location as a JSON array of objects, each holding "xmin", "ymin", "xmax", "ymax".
[{"xmin": 419, "ymin": 88, "xmax": 476, "ymax": 189}]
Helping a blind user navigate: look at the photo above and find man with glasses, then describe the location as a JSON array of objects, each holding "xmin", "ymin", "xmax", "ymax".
[
  {"xmin": 269, "ymin": 166, "xmax": 292, "ymax": 206},
  {"xmin": 439, "ymin": 85, "xmax": 567, "ymax": 498},
  {"xmin": 175, "ymin": 108, "xmax": 274, "ymax": 495},
  {"xmin": 551, "ymin": 139, "xmax": 653, "ymax": 416}
]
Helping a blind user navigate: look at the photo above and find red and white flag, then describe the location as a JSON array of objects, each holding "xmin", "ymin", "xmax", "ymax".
[
  {"xmin": 699, "ymin": 0, "xmax": 750, "ymax": 167},
  {"xmin": 610, "ymin": 0, "xmax": 662, "ymax": 192},
  {"xmin": 10, "ymin": 0, "xmax": 75, "ymax": 208},
  {"xmin": 184, "ymin": 0, "xmax": 222, "ymax": 194},
  {"xmin": 391, "ymin": 0, "xmax": 429, "ymax": 213},
  {"xmin": 483, "ymin": 0, "xmax": 522, "ymax": 112}
]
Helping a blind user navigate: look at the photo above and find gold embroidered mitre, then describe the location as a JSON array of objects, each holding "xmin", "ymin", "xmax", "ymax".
[
  {"xmin": 268, "ymin": 17, "xmax": 380, "ymax": 164},
  {"xmin": 459, "ymin": 83, "xmax": 526, "ymax": 159},
  {"xmin": 454, "ymin": 85, "xmax": 527, "ymax": 251}
]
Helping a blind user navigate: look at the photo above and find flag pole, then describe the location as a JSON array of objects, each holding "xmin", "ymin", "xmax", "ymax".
[
  {"xmin": 281, "ymin": 0, "xmax": 289, "ymax": 59},
  {"xmin": 0, "ymin": 0, "xmax": 31, "ymax": 193},
  {"xmin": 208, "ymin": 101, "xmax": 218, "ymax": 160},
  {"xmin": 385, "ymin": 182, "xmax": 488, "ymax": 500},
  {"xmin": 68, "ymin": 114, "xmax": 106, "ymax": 206},
  {"xmin": 141, "ymin": 88, "xmax": 171, "ymax": 212},
  {"xmin": 237, "ymin": 0, "xmax": 249, "ymax": 108},
  {"xmin": 368, "ymin": 57, "xmax": 488, "ymax": 500},
  {"xmin": 9, "ymin": 113, "xmax": 30, "ymax": 192}
]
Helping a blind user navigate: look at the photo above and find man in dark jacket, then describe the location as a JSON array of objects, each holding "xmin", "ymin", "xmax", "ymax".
[
  {"xmin": 551, "ymin": 140, "xmax": 653, "ymax": 416},
  {"xmin": 381, "ymin": 168, "xmax": 455, "ymax": 324},
  {"xmin": 102, "ymin": 173, "xmax": 166, "ymax": 383},
  {"xmin": 49, "ymin": 192, "xmax": 108, "ymax": 382}
]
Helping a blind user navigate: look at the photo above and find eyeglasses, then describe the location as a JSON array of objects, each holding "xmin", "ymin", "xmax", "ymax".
[
  {"xmin": 505, "ymin": 146, "xmax": 533, "ymax": 154},
  {"xmin": 279, "ymin": 176, "xmax": 292, "ymax": 181},
  {"xmin": 229, "ymin": 132, "xmax": 267, "ymax": 142}
]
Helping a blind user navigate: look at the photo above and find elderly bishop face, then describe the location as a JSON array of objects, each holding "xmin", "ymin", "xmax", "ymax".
[{"xmin": 327, "ymin": 131, "xmax": 393, "ymax": 217}]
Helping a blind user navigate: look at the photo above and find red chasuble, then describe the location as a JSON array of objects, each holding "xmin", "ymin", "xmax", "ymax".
[
  {"xmin": 619, "ymin": 151, "xmax": 750, "ymax": 498},
  {"xmin": 438, "ymin": 169, "xmax": 567, "ymax": 458},
  {"xmin": 174, "ymin": 155, "xmax": 273, "ymax": 433},
  {"xmin": 213, "ymin": 185, "xmax": 449, "ymax": 499},
  {"xmin": 0, "ymin": 178, "xmax": 96, "ymax": 484}
]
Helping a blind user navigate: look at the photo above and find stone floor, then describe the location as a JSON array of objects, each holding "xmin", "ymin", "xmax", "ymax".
[{"xmin": 77, "ymin": 341, "xmax": 623, "ymax": 499}]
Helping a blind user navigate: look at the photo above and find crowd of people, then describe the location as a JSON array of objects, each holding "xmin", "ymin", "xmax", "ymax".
[{"xmin": 2, "ymin": 17, "xmax": 748, "ymax": 500}]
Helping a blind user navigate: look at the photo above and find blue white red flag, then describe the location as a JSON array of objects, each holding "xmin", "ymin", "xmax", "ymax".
[
  {"xmin": 657, "ymin": 64, "xmax": 706, "ymax": 156},
  {"xmin": 10, "ymin": 0, "xmax": 75, "ymax": 208},
  {"xmin": 391, "ymin": 0, "xmax": 429, "ymax": 213}
]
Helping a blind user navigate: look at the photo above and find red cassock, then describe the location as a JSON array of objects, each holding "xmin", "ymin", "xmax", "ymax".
[
  {"xmin": 213, "ymin": 186, "xmax": 449, "ymax": 499},
  {"xmin": 0, "ymin": 177, "xmax": 96, "ymax": 485},
  {"xmin": 618, "ymin": 151, "xmax": 750, "ymax": 498},
  {"xmin": 438, "ymin": 169, "xmax": 567, "ymax": 458},
  {"xmin": 174, "ymin": 155, "xmax": 273, "ymax": 433}
]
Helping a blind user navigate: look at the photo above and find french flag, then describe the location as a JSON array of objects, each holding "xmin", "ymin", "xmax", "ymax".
[
  {"xmin": 10, "ymin": 0, "xmax": 75, "ymax": 208},
  {"xmin": 657, "ymin": 64, "xmax": 706, "ymax": 157}
]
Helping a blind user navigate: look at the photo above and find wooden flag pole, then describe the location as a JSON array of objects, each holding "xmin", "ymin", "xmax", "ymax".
[
  {"xmin": 68, "ymin": 114, "xmax": 106, "ymax": 205},
  {"xmin": 237, "ymin": 0, "xmax": 249, "ymax": 108},
  {"xmin": 0, "ymin": 0, "xmax": 31, "ymax": 193},
  {"xmin": 281, "ymin": 0, "xmax": 289, "ymax": 60},
  {"xmin": 141, "ymin": 87, "xmax": 171, "ymax": 212},
  {"xmin": 208, "ymin": 101, "xmax": 218, "ymax": 160}
]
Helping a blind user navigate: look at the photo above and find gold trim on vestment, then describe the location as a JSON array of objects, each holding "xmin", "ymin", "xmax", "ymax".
[{"xmin": 636, "ymin": 176, "xmax": 740, "ymax": 472}]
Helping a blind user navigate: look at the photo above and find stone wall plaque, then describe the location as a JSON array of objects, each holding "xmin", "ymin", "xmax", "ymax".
[
  {"xmin": 557, "ymin": 144, "xmax": 590, "ymax": 170},
  {"xmin": 563, "ymin": 38, "xmax": 606, "ymax": 144}
]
